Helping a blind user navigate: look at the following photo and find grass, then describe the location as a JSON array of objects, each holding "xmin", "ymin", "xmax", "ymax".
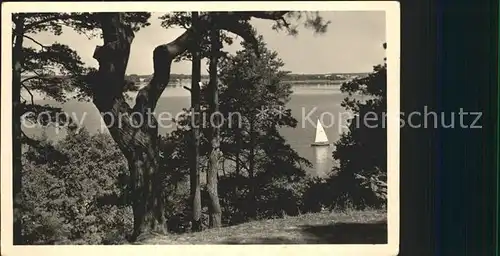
[{"xmin": 138, "ymin": 209, "xmax": 387, "ymax": 245}]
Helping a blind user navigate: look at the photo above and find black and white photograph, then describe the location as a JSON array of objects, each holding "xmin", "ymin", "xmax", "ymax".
[{"xmin": 1, "ymin": 2, "xmax": 400, "ymax": 255}]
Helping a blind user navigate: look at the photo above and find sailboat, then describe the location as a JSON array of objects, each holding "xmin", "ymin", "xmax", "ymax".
[{"xmin": 311, "ymin": 119, "xmax": 330, "ymax": 146}]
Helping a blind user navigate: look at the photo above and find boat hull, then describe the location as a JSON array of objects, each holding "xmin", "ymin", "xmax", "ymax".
[{"xmin": 310, "ymin": 141, "xmax": 331, "ymax": 147}]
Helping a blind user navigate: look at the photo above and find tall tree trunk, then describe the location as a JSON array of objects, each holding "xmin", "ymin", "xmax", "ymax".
[
  {"xmin": 90, "ymin": 13, "xmax": 195, "ymax": 241},
  {"xmin": 91, "ymin": 73, "xmax": 167, "ymax": 240},
  {"xmin": 235, "ymin": 132, "xmax": 240, "ymax": 176},
  {"xmin": 12, "ymin": 14, "xmax": 25, "ymax": 245},
  {"xmin": 222, "ymin": 159, "xmax": 227, "ymax": 176},
  {"xmin": 234, "ymin": 127, "xmax": 241, "ymax": 196},
  {"xmin": 189, "ymin": 11, "xmax": 203, "ymax": 232},
  {"xmin": 127, "ymin": 144, "xmax": 165, "ymax": 239},
  {"xmin": 248, "ymin": 120, "xmax": 257, "ymax": 218},
  {"xmin": 207, "ymin": 26, "xmax": 222, "ymax": 228},
  {"xmin": 235, "ymin": 125, "xmax": 242, "ymax": 177}
]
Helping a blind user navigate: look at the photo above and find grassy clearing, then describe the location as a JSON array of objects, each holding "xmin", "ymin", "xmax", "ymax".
[{"xmin": 138, "ymin": 209, "xmax": 387, "ymax": 245}]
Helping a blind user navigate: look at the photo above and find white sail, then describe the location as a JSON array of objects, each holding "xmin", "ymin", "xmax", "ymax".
[{"xmin": 314, "ymin": 119, "xmax": 329, "ymax": 143}]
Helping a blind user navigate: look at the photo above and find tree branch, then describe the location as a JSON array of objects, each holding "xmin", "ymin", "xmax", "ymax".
[
  {"xmin": 22, "ymin": 84, "xmax": 34, "ymax": 105},
  {"xmin": 24, "ymin": 14, "xmax": 73, "ymax": 31},
  {"xmin": 20, "ymin": 70, "xmax": 54, "ymax": 84},
  {"xmin": 222, "ymin": 11, "xmax": 289, "ymax": 21},
  {"xmin": 212, "ymin": 19, "xmax": 259, "ymax": 56},
  {"xmin": 21, "ymin": 76, "xmax": 39, "ymax": 84},
  {"xmin": 32, "ymin": 69, "xmax": 46, "ymax": 79},
  {"xmin": 133, "ymin": 28, "xmax": 196, "ymax": 113},
  {"xmin": 22, "ymin": 35, "xmax": 47, "ymax": 49},
  {"xmin": 242, "ymin": 11, "xmax": 290, "ymax": 20},
  {"xmin": 279, "ymin": 17, "xmax": 291, "ymax": 29},
  {"xmin": 22, "ymin": 70, "xmax": 54, "ymax": 85}
]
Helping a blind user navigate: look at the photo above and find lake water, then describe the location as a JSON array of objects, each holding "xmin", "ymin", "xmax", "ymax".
[{"xmin": 23, "ymin": 85, "xmax": 355, "ymax": 177}]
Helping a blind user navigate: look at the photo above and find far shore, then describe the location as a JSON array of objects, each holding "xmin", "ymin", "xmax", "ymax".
[
  {"xmin": 155, "ymin": 85, "xmax": 343, "ymax": 98},
  {"xmin": 22, "ymin": 85, "xmax": 345, "ymax": 102}
]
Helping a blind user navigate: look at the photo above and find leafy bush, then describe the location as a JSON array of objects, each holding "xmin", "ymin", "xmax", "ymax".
[
  {"xmin": 325, "ymin": 44, "xmax": 388, "ymax": 210},
  {"xmin": 214, "ymin": 174, "xmax": 328, "ymax": 226},
  {"xmin": 299, "ymin": 177, "xmax": 329, "ymax": 213},
  {"xmin": 21, "ymin": 129, "xmax": 133, "ymax": 244}
]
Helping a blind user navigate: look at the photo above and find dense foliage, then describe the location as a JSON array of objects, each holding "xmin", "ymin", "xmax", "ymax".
[
  {"xmin": 21, "ymin": 130, "xmax": 132, "ymax": 244},
  {"xmin": 324, "ymin": 44, "xmax": 388, "ymax": 209},
  {"xmin": 13, "ymin": 13, "xmax": 151, "ymax": 243}
]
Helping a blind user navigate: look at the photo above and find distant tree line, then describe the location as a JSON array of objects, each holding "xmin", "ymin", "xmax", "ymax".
[{"xmin": 125, "ymin": 73, "xmax": 368, "ymax": 84}]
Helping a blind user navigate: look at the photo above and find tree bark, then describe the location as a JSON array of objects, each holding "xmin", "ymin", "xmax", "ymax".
[
  {"xmin": 234, "ymin": 128, "xmax": 241, "ymax": 196},
  {"xmin": 189, "ymin": 11, "xmax": 203, "ymax": 232},
  {"xmin": 89, "ymin": 13, "xmax": 195, "ymax": 241},
  {"xmin": 222, "ymin": 159, "xmax": 226, "ymax": 177},
  {"xmin": 12, "ymin": 14, "xmax": 25, "ymax": 245},
  {"xmin": 248, "ymin": 120, "xmax": 257, "ymax": 218},
  {"xmin": 91, "ymin": 13, "xmax": 167, "ymax": 239},
  {"xmin": 235, "ymin": 133, "xmax": 240, "ymax": 176},
  {"xmin": 206, "ymin": 26, "xmax": 222, "ymax": 228}
]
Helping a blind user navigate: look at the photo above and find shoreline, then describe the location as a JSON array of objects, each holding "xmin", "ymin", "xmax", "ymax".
[
  {"xmin": 22, "ymin": 86, "xmax": 344, "ymax": 101},
  {"xmin": 154, "ymin": 86, "xmax": 343, "ymax": 98}
]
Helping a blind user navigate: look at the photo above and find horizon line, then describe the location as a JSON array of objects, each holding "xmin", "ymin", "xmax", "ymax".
[{"xmin": 125, "ymin": 71, "xmax": 372, "ymax": 76}]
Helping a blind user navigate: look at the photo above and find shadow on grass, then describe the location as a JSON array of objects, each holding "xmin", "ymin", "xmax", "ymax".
[
  {"xmin": 220, "ymin": 220, "xmax": 387, "ymax": 244},
  {"xmin": 222, "ymin": 237, "xmax": 304, "ymax": 244},
  {"xmin": 299, "ymin": 220, "xmax": 387, "ymax": 244}
]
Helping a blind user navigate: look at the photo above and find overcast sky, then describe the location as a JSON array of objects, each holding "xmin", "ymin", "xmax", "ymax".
[{"xmin": 27, "ymin": 11, "xmax": 386, "ymax": 75}]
